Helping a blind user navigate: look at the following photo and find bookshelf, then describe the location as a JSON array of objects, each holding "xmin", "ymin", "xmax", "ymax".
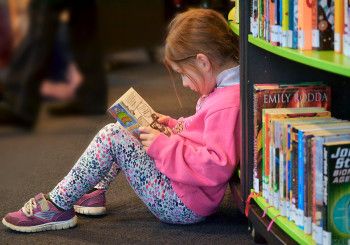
[{"xmin": 232, "ymin": 1, "xmax": 350, "ymax": 244}]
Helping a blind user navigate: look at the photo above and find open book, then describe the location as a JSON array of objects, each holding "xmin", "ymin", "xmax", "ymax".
[{"xmin": 108, "ymin": 87, "xmax": 171, "ymax": 137}]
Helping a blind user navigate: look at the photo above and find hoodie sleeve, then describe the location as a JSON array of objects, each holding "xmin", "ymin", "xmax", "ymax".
[{"xmin": 147, "ymin": 107, "xmax": 239, "ymax": 187}]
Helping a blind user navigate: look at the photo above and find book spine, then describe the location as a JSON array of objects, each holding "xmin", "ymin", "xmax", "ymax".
[
  {"xmin": 270, "ymin": 0, "xmax": 278, "ymax": 45},
  {"xmin": 297, "ymin": 131, "xmax": 305, "ymax": 229},
  {"xmin": 253, "ymin": 92, "xmax": 261, "ymax": 193},
  {"xmin": 314, "ymin": 137, "xmax": 324, "ymax": 244},
  {"xmin": 304, "ymin": 136, "xmax": 313, "ymax": 234},
  {"xmin": 251, "ymin": 0, "xmax": 259, "ymax": 37},
  {"xmin": 298, "ymin": 0, "xmax": 313, "ymax": 50},
  {"xmin": 282, "ymin": 0, "xmax": 291, "ymax": 47},
  {"xmin": 316, "ymin": 0, "xmax": 335, "ymax": 50},
  {"xmin": 322, "ymin": 145, "xmax": 332, "ymax": 245},
  {"xmin": 312, "ymin": 0, "xmax": 319, "ymax": 49},
  {"xmin": 334, "ymin": 0, "xmax": 344, "ymax": 53},
  {"xmin": 291, "ymin": 129, "xmax": 299, "ymax": 223},
  {"xmin": 292, "ymin": 0, "xmax": 299, "ymax": 48},
  {"xmin": 343, "ymin": 0, "xmax": 350, "ymax": 56}
]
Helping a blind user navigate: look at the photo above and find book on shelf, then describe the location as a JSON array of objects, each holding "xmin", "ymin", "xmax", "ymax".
[
  {"xmin": 312, "ymin": 0, "xmax": 335, "ymax": 50},
  {"xmin": 334, "ymin": 0, "xmax": 344, "ymax": 53},
  {"xmin": 262, "ymin": 107, "xmax": 330, "ymax": 202},
  {"xmin": 272, "ymin": 117, "xmax": 338, "ymax": 217},
  {"xmin": 297, "ymin": 0, "xmax": 313, "ymax": 50},
  {"xmin": 322, "ymin": 141, "xmax": 350, "ymax": 245},
  {"xmin": 295, "ymin": 128, "xmax": 350, "ymax": 235},
  {"xmin": 108, "ymin": 87, "xmax": 171, "ymax": 138},
  {"xmin": 289, "ymin": 123, "xmax": 350, "ymax": 233},
  {"xmin": 344, "ymin": 0, "xmax": 350, "ymax": 57},
  {"xmin": 253, "ymin": 83, "xmax": 331, "ymax": 196}
]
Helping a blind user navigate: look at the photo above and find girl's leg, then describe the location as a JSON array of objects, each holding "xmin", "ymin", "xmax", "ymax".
[
  {"xmin": 49, "ymin": 123, "xmax": 204, "ymax": 224},
  {"xmin": 91, "ymin": 123, "xmax": 205, "ymax": 224},
  {"xmin": 93, "ymin": 163, "xmax": 119, "ymax": 190}
]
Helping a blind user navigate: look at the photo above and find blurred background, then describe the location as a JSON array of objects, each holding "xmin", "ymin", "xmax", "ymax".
[{"xmin": 0, "ymin": 1, "xmax": 254, "ymax": 244}]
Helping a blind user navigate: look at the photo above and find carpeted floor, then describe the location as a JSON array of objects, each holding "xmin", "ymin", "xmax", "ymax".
[{"xmin": 0, "ymin": 58, "xmax": 254, "ymax": 244}]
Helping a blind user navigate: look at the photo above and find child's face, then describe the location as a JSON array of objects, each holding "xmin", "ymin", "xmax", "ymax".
[{"xmin": 169, "ymin": 60, "xmax": 216, "ymax": 96}]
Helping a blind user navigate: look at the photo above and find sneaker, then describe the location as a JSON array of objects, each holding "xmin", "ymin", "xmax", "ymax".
[
  {"xmin": 2, "ymin": 193, "xmax": 77, "ymax": 232},
  {"xmin": 74, "ymin": 189, "xmax": 106, "ymax": 215}
]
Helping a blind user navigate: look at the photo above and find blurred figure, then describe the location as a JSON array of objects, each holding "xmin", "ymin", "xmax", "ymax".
[
  {"xmin": 40, "ymin": 10, "xmax": 83, "ymax": 101},
  {"xmin": 0, "ymin": 0, "xmax": 107, "ymax": 130}
]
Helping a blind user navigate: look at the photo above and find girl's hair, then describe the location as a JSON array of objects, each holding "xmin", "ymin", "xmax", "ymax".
[{"xmin": 164, "ymin": 8, "xmax": 239, "ymax": 71}]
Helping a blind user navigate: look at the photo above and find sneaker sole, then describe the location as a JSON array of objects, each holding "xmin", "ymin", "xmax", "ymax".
[
  {"xmin": 2, "ymin": 216, "xmax": 77, "ymax": 233},
  {"xmin": 73, "ymin": 205, "xmax": 106, "ymax": 215}
]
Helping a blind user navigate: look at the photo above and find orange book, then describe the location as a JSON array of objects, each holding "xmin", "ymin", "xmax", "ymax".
[
  {"xmin": 334, "ymin": 0, "xmax": 344, "ymax": 53},
  {"xmin": 298, "ymin": 0, "xmax": 313, "ymax": 50}
]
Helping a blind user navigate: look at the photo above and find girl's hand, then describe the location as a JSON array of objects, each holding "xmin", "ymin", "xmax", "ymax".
[
  {"xmin": 139, "ymin": 126, "xmax": 161, "ymax": 151},
  {"xmin": 155, "ymin": 113, "xmax": 171, "ymax": 125}
]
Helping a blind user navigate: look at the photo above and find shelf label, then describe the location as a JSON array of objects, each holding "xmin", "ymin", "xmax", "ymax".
[
  {"xmin": 312, "ymin": 29, "xmax": 320, "ymax": 48},
  {"xmin": 298, "ymin": 31, "xmax": 305, "ymax": 49},
  {"xmin": 253, "ymin": 178, "xmax": 259, "ymax": 193},
  {"xmin": 334, "ymin": 33, "xmax": 341, "ymax": 53},
  {"xmin": 322, "ymin": 231, "xmax": 332, "ymax": 245},
  {"xmin": 304, "ymin": 217, "xmax": 312, "ymax": 235}
]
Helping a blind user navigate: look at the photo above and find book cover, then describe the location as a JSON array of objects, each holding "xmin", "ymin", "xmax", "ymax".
[
  {"xmin": 313, "ymin": 0, "xmax": 335, "ymax": 50},
  {"xmin": 253, "ymin": 83, "xmax": 331, "ymax": 195},
  {"xmin": 323, "ymin": 141, "xmax": 350, "ymax": 245},
  {"xmin": 108, "ymin": 87, "xmax": 171, "ymax": 138}
]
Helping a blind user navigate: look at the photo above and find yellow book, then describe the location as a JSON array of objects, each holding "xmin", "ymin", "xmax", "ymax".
[{"xmin": 335, "ymin": 0, "xmax": 345, "ymax": 53}]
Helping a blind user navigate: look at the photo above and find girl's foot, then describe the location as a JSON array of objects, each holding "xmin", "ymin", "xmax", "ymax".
[
  {"xmin": 74, "ymin": 189, "xmax": 106, "ymax": 216},
  {"xmin": 2, "ymin": 193, "xmax": 77, "ymax": 232}
]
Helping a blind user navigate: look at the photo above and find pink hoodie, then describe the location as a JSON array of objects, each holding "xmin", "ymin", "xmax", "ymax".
[{"xmin": 147, "ymin": 84, "xmax": 241, "ymax": 216}]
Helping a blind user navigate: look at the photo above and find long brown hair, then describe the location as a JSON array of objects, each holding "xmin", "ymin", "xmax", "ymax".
[{"xmin": 164, "ymin": 8, "xmax": 239, "ymax": 72}]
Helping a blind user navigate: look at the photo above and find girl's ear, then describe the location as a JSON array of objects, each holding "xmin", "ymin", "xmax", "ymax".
[{"xmin": 196, "ymin": 53, "xmax": 212, "ymax": 73}]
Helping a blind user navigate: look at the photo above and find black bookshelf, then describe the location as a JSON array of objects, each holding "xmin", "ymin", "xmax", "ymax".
[{"xmin": 237, "ymin": 1, "xmax": 350, "ymax": 244}]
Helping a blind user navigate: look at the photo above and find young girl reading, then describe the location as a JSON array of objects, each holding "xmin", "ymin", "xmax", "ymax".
[{"xmin": 2, "ymin": 8, "xmax": 240, "ymax": 232}]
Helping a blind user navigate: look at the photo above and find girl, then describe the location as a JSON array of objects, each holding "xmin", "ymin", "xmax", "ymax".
[{"xmin": 2, "ymin": 8, "xmax": 240, "ymax": 232}]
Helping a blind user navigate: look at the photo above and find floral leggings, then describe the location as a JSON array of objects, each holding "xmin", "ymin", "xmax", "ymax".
[{"xmin": 49, "ymin": 123, "xmax": 204, "ymax": 224}]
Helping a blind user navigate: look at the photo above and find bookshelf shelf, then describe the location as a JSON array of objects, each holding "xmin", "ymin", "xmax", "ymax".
[
  {"xmin": 234, "ymin": 1, "xmax": 350, "ymax": 244},
  {"xmin": 253, "ymin": 193, "xmax": 315, "ymax": 245},
  {"xmin": 248, "ymin": 35, "xmax": 350, "ymax": 78},
  {"xmin": 229, "ymin": 21, "xmax": 239, "ymax": 36}
]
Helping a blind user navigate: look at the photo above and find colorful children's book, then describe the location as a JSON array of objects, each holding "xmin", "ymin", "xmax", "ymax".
[
  {"xmin": 322, "ymin": 141, "xmax": 350, "ymax": 245},
  {"xmin": 253, "ymin": 83, "xmax": 331, "ymax": 195},
  {"xmin": 108, "ymin": 87, "xmax": 171, "ymax": 138}
]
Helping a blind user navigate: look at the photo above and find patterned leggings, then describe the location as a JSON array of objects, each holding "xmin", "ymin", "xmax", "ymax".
[{"xmin": 49, "ymin": 123, "xmax": 205, "ymax": 224}]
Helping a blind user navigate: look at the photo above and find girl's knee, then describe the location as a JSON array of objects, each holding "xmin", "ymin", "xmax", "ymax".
[{"xmin": 99, "ymin": 123, "xmax": 123, "ymax": 135}]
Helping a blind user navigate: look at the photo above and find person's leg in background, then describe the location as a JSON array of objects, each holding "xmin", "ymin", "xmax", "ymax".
[
  {"xmin": 48, "ymin": 0, "xmax": 107, "ymax": 116},
  {"xmin": 0, "ymin": 0, "xmax": 65, "ymax": 128}
]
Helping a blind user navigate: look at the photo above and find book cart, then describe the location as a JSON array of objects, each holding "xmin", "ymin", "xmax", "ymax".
[{"xmin": 229, "ymin": 1, "xmax": 350, "ymax": 244}]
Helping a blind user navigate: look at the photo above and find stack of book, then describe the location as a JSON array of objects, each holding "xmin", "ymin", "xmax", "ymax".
[
  {"xmin": 253, "ymin": 83, "xmax": 350, "ymax": 245},
  {"xmin": 250, "ymin": 0, "xmax": 350, "ymax": 57}
]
